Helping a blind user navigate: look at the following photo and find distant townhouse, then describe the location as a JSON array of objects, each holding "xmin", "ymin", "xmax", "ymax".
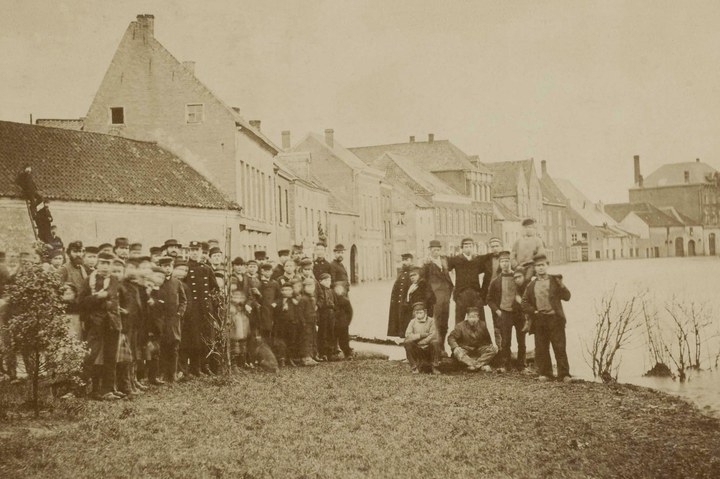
[
  {"xmin": 629, "ymin": 155, "xmax": 719, "ymax": 256},
  {"xmin": 605, "ymin": 202, "xmax": 701, "ymax": 258},
  {"xmin": 538, "ymin": 161, "xmax": 569, "ymax": 263},
  {"xmin": 492, "ymin": 199, "xmax": 522, "ymax": 248},
  {"xmin": 369, "ymin": 151, "xmax": 472, "ymax": 264},
  {"xmin": 350, "ymin": 134, "xmax": 494, "ymax": 253},
  {"xmin": 554, "ymin": 179, "xmax": 638, "ymax": 261},
  {"xmin": 0, "ymin": 121, "xmax": 238, "ymax": 251},
  {"xmin": 285, "ymin": 130, "xmax": 391, "ymax": 282},
  {"xmin": 81, "ymin": 14, "xmax": 281, "ymax": 256}
]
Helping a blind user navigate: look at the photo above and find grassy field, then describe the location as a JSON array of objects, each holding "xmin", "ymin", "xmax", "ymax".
[{"xmin": 1, "ymin": 360, "xmax": 720, "ymax": 478}]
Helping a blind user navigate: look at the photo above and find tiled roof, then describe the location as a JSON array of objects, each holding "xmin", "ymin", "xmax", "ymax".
[
  {"xmin": 350, "ymin": 139, "xmax": 490, "ymax": 174},
  {"xmin": 540, "ymin": 174, "xmax": 568, "ymax": 205},
  {"xmin": 493, "ymin": 199, "xmax": 521, "ymax": 221},
  {"xmin": 659, "ymin": 206, "xmax": 701, "ymax": 226},
  {"xmin": 642, "ymin": 161, "xmax": 717, "ymax": 187},
  {"xmin": 484, "ymin": 160, "xmax": 533, "ymax": 197},
  {"xmin": 306, "ymin": 133, "xmax": 372, "ymax": 171},
  {"xmin": 554, "ymin": 178, "xmax": 620, "ymax": 228},
  {"xmin": 35, "ymin": 119, "xmax": 84, "ymax": 131},
  {"xmin": 0, "ymin": 121, "xmax": 237, "ymax": 210},
  {"xmin": 605, "ymin": 202, "xmax": 682, "ymax": 228},
  {"xmin": 328, "ymin": 193, "xmax": 358, "ymax": 216},
  {"xmin": 377, "ymin": 153, "xmax": 464, "ymax": 197}
]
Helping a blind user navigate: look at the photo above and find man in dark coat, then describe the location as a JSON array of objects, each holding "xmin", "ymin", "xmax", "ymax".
[
  {"xmin": 155, "ymin": 257, "xmax": 187, "ymax": 383},
  {"xmin": 329, "ymin": 244, "xmax": 349, "ymax": 288},
  {"xmin": 59, "ymin": 241, "xmax": 87, "ymax": 298},
  {"xmin": 422, "ymin": 241, "xmax": 453, "ymax": 351},
  {"xmin": 447, "ymin": 238, "xmax": 485, "ymax": 326},
  {"xmin": 184, "ymin": 241, "xmax": 218, "ymax": 376},
  {"xmin": 173, "ymin": 259, "xmax": 193, "ymax": 378},
  {"xmin": 78, "ymin": 252, "xmax": 123, "ymax": 400},
  {"xmin": 480, "ymin": 237, "xmax": 503, "ymax": 334},
  {"xmin": 521, "ymin": 254, "xmax": 572, "ymax": 382},
  {"xmin": 387, "ymin": 253, "xmax": 414, "ymax": 337},
  {"xmin": 271, "ymin": 249, "xmax": 291, "ymax": 281},
  {"xmin": 312, "ymin": 243, "xmax": 332, "ymax": 280}
]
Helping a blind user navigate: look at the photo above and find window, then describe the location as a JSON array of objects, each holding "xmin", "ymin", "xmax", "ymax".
[
  {"xmin": 186, "ymin": 103, "xmax": 204, "ymax": 124},
  {"xmin": 571, "ymin": 233, "xmax": 578, "ymax": 243},
  {"xmin": 110, "ymin": 107, "xmax": 124, "ymax": 125}
]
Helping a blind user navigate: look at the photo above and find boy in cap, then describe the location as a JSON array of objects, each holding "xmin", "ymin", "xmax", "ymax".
[
  {"xmin": 486, "ymin": 250, "xmax": 523, "ymax": 372},
  {"xmin": 272, "ymin": 249, "xmax": 291, "ymax": 280},
  {"xmin": 78, "ymin": 251, "xmax": 123, "ymax": 400},
  {"xmin": 258, "ymin": 263, "xmax": 280, "ymax": 339},
  {"xmin": 155, "ymin": 256, "xmax": 187, "ymax": 383},
  {"xmin": 300, "ymin": 278, "xmax": 321, "ymax": 362},
  {"xmin": 273, "ymin": 282, "xmax": 301, "ymax": 366},
  {"xmin": 129, "ymin": 243, "xmax": 143, "ymax": 259},
  {"xmin": 403, "ymin": 302, "xmax": 441, "ymax": 374},
  {"xmin": 512, "ymin": 219, "xmax": 546, "ymax": 281},
  {"xmin": 387, "ymin": 253, "xmax": 414, "ymax": 338},
  {"xmin": 83, "ymin": 246, "xmax": 99, "ymax": 273},
  {"xmin": 228, "ymin": 283, "xmax": 252, "ymax": 371},
  {"xmin": 316, "ymin": 272, "xmax": 338, "ymax": 360},
  {"xmin": 98, "ymin": 243, "xmax": 114, "ymax": 255},
  {"xmin": 114, "ymin": 238, "xmax": 130, "ymax": 262},
  {"xmin": 447, "ymin": 307, "xmax": 497, "ymax": 372},
  {"xmin": 521, "ymin": 254, "xmax": 572, "ymax": 381}
]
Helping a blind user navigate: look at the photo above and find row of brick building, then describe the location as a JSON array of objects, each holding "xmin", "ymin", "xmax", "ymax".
[{"xmin": 2, "ymin": 14, "xmax": 716, "ymax": 285}]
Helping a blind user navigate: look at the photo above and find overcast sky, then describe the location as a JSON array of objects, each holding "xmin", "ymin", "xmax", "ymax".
[{"xmin": 3, "ymin": 0, "xmax": 720, "ymax": 202}]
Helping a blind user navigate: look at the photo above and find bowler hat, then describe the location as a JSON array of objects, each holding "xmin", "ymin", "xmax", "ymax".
[
  {"xmin": 97, "ymin": 252, "xmax": 115, "ymax": 262},
  {"xmin": 277, "ymin": 249, "xmax": 290, "ymax": 257},
  {"xmin": 522, "ymin": 218, "xmax": 536, "ymax": 227},
  {"xmin": 429, "ymin": 240, "xmax": 442, "ymax": 249},
  {"xmin": 254, "ymin": 251, "xmax": 267, "ymax": 261},
  {"xmin": 333, "ymin": 244, "xmax": 345, "ymax": 252},
  {"xmin": 164, "ymin": 239, "xmax": 180, "ymax": 247},
  {"xmin": 200, "ymin": 242, "xmax": 209, "ymax": 253},
  {"xmin": 401, "ymin": 253, "xmax": 413, "ymax": 260},
  {"xmin": 231, "ymin": 256, "xmax": 245, "ymax": 266}
]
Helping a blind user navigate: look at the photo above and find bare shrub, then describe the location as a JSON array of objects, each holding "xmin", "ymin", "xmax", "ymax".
[
  {"xmin": 662, "ymin": 298, "xmax": 713, "ymax": 382},
  {"xmin": 584, "ymin": 286, "xmax": 642, "ymax": 383}
]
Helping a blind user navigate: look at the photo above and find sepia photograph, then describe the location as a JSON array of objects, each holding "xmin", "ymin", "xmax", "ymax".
[{"xmin": 1, "ymin": 1, "xmax": 719, "ymax": 477}]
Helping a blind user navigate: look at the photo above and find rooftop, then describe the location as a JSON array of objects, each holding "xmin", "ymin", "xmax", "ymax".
[
  {"xmin": 641, "ymin": 160, "xmax": 717, "ymax": 188},
  {"xmin": 0, "ymin": 121, "xmax": 237, "ymax": 210},
  {"xmin": 484, "ymin": 159, "xmax": 535, "ymax": 197},
  {"xmin": 605, "ymin": 202, "xmax": 684, "ymax": 228}
]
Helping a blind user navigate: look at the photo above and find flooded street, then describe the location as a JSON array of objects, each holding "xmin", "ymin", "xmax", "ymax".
[{"xmin": 349, "ymin": 256, "xmax": 720, "ymax": 415}]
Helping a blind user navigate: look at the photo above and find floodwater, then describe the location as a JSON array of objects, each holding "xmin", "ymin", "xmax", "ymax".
[{"xmin": 349, "ymin": 257, "xmax": 720, "ymax": 416}]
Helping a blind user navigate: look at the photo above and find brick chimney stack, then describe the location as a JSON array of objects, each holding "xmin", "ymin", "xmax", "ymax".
[
  {"xmin": 249, "ymin": 120, "xmax": 261, "ymax": 131},
  {"xmin": 633, "ymin": 155, "xmax": 641, "ymax": 186},
  {"xmin": 324, "ymin": 129, "xmax": 334, "ymax": 148},
  {"xmin": 541, "ymin": 159, "xmax": 547, "ymax": 176},
  {"xmin": 281, "ymin": 131, "xmax": 291, "ymax": 150},
  {"xmin": 137, "ymin": 14, "xmax": 155, "ymax": 36},
  {"xmin": 428, "ymin": 133, "xmax": 434, "ymax": 143}
]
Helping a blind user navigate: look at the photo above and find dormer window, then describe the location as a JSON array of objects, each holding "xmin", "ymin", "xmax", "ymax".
[
  {"xmin": 186, "ymin": 103, "xmax": 204, "ymax": 124},
  {"xmin": 110, "ymin": 107, "xmax": 124, "ymax": 125}
]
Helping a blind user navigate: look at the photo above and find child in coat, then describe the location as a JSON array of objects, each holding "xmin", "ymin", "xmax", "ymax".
[{"xmin": 333, "ymin": 281, "xmax": 353, "ymax": 360}]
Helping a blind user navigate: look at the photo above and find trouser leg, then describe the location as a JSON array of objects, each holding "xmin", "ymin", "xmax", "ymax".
[
  {"xmin": 474, "ymin": 344, "xmax": 498, "ymax": 367},
  {"xmin": 116, "ymin": 362, "xmax": 131, "ymax": 393},
  {"xmin": 513, "ymin": 314, "xmax": 527, "ymax": 368},
  {"xmin": 404, "ymin": 342, "xmax": 419, "ymax": 369},
  {"xmin": 452, "ymin": 346, "xmax": 477, "ymax": 368},
  {"xmin": 162, "ymin": 340, "xmax": 179, "ymax": 382},
  {"xmin": 549, "ymin": 317, "xmax": 570, "ymax": 378},
  {"xmin": 102, "ymin": 328, "xmax": 120, "ymax": 394},
  {"xmin": 335, "ymin": 319, "xmax": 351, "ymax": 357},
  {"xmin": 498, "ymin": 311, "xmax": 514, "ymax": 368},
  {"xmin": 534, "ymin": 316, "xmax": 552, "ymax": 377},
  {"xmin": 435, "ymin": 295, "xmax": 450, "ymax": 350}
]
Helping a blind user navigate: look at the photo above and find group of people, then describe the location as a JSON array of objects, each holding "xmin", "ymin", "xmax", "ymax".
[
  {"xmin": 0, "ymin": 236, "xmax": 355, "ymax": 400},
  {"xmin": 389, "ymin": 218, "xmax": 573, "ymax": 382}
]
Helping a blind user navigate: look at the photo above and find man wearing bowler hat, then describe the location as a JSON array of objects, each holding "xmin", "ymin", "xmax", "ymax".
[
  {"xmin": 422, "ymin": 240, "xmax": 453, "ymax": 352},
  {"xmin": 329, "ymin": 244, "xmax": 349, "ymax": 288},
  {"xmin": 164, "ymin": 239, "xmax": 181, "ymax": 259}
]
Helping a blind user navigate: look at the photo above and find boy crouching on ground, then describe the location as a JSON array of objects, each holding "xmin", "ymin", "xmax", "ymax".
[
  {"xmin": 447, "ymin": 307, "xmax": 497, "ymax": 372},
  {"xmin": 403, "ymin": 302, "xmax": 441, "ymax": 374},
  {"xmin": 521, "ymin": 254, "xmax": 572, "ymax": 382}
]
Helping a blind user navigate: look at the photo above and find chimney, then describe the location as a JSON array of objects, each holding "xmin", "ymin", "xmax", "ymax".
[
  {"xmin": 136, "ymin": 14, "xmax": 154, "ymax": 36},
  {"xmin": 324, "ymin": 128, "xmax": 334, "ymax": 148},
  {"xmin": 182, "ymin": 61, "xmax": 195, "ymax": 74},
  {"xmin": 696, "ymin": 158, "xmax": 700, "ymax": 162},
  {"xmin": 684, "ymin": 170, "xmax": 690, "ymax": 183},
  {"xmin": 638, "ymin": 174, "xmax": 644, "ymax": 187},
  {"xmin": 633, "ymin": 155, "xmax": 641, "ymax": 186},
  {"xmin": 409, "ymin": 135, "xmax": 415, "ymax": 143},
  {"xmin": 541, "ymin": 160, "xmax": 547, "ymax": 176},
  {"xmin": 249, "ymin": 120, "xmax": 261, "ymax": 131},
  {"xmin": 281, "ymin": 130, "xmax": 291, "ymax": 150},
  {"xmin": 428, "ymin": 133, "xmax": 434, "ymax": 143}
]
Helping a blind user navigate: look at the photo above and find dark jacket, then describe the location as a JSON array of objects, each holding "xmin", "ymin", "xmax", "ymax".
[
  {"xmin": 478, "ymin": 253, "xmax": 500, "ymax": 302},
  {"xmin": 405, "ymin": 279, "xmax": 429, "ymax": 309},
  {"xmin": 313, "ymin": 258, "xmax": 332, "ymax": 281},
  {"xmin": 447, "ymin": 254, "xmax": 482, "ymax": 298},
  {"xmin": 184, "ymin": 259, "xmax": 218, "ymax": 340},
  {"xmin": 329, "ymin": 259, "xmax": 349, "ymax": 286},
  {"xmin": 316, "ymin": 284, "xmax": 336, "ymax": 311},
  {"xmin": 521, "ymin": 275, "xmax": 571, "ymax": 321},
  {"xmin": 447, "ymin": 319, "xmax": 493, "ymax": 351},
  {"xmin": 422, "ymin": 257, "xmax": 453, "ymax": 298},
  {"xmin": 119, "ymin": 279, "xmax": 144, "ymax": 335},
  {"xmin": 486, "ymin": 273, "xmax": 521, "ymax": 314},
  {"xmin": 299, "ymin": 293, "xmax": 317, "ymax": 326},
  {"xmin": 155, "ymin": 277, "xmax": 187, "ymax": 343},
  {"xmin": 78, "ymin": 274, "xmax": 122, "ymax": 331},
  {"xmin": 387, "ymin": 266, "xmax": 412, "ymax": 337},
  {"xmin": 335, "ymin": 294, "xmax": 353, "ymax": 327}
]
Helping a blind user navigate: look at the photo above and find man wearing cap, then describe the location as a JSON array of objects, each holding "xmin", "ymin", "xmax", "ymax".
[
  {"xmin": 200, "ymin": 242, "xmax": 210, "ymax": 264},
  {"xmin": 447, "ymin": 306, "xmax": 497, "ymax": 372},
  {"xmin": 521, "ymin": 254, "xmax": 572, "ymax": 381},
  {"xmin": 254, "ymin": 250, "xmax": 267, "ymax": 264},
  {"xmin": 149, "ymin": 247, "xmax": 162, "ymax": 264},
  {"xmin": 312, "ymin": 243, "xmax": 332, "ymax": 281},
  {"xmin": 164, "ymin": 239, "xmax": 181, "ymax": 259},
  {"xmin": 422, "ymin": 240, "xmax": 453, "ymax": 351},
  {"xmin": 403, "ymin": 302, "xmax": 441, "ymax": 374},
  {"xmin": 129, "ymin": 243, "xmax": 143, "ymax": 259},
  {"xmin": 447, "ymin": 237, "xmax": 485, "ymax": 328},
  {"xmin": 59, "ymin": 241, "xmax": 87, "ymax": 295},
  {"xmin": 114, "ymin": 237, "xmax": 130, "ymax": 262},
  {"xmin": 184, "ymin": 241, "xmax": 219, "ymax": 376},
  {"xmin": 512, "ymin": 219, "xmax": 546, "ymax": 281},
  {"xmin": 271, "ymin": 249, "xmax": 291, "ymax": 281},
  {"xmin": 316, "ymin": 272, "xmax": 338, "ymax": 360},
  {"xmin": 83, "ymin": 246, "xmax": 99, "ymax": 274},
  {"xmin": 78, "ymin": 251, "xmax": 124, "ymax": 400},
  {"xmin": 486, "ymin": 250, "xmax": 524, "ymax": 372},
  {"xmin": 98, "ymin": 243, "xmax": 114, "ymax": 256},
  {"xmin": 290, "ymin": 245, "xmax": 304, "ymax": 265},
  {"xmin": 209, "ymin": 247, "xmax": 225, "ymax": 287},
  {"xmin": 387, "ymin": 253, "xmax": 414, "ymax": 337},
  {"xmin": 329, "ymin": 244, "xmax": 349, "ymax": 288}
]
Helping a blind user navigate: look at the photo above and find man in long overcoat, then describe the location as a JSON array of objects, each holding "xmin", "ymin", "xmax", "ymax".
[
  {"xmin": 387, "ymin": 253, "xmax": 414, "ymax": 337},
  {"xmin": 422, "ymin": 241, "xmax": 453, "ymax": 350},
  {"xmin": 184, "ymin": 241, "xmax": 218, "ymax": 376}
]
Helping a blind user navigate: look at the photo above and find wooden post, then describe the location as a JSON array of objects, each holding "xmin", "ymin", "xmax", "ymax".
[{"xmin": 224, "ymin": 227, "xmax": 232, "ymax": 375}]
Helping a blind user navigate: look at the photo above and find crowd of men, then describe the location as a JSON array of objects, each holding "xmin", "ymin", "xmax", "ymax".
[
  {"xmin": 389, "ymin": 218, "xmax": 573, "ymax": 382},
  {"xmin": 0, "ymin": 236, "xmax": 354, "ymax": 400}
]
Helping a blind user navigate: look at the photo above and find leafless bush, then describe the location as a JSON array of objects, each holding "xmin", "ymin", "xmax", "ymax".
[
  {"xmin": 641, "ymin": 298, "xmax": 672, "ymax": 377},
  {"xmin": 662, "ymin": 298, "xmax": 713, "ymax": 382},
  {"xmin": 584, "ymin": 286, "xmax": 642, "ymax": 383}
]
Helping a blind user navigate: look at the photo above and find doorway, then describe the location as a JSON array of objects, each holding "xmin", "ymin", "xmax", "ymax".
[
  {"xmin": 688, "ymin": 240, "xmax": 696, "ymax": 256},
  {"xmin": 710, "ymin": 233, "xmax": 716, "ymax": 255},
  {"xmin": 675, "ymin": 237, "xmax": 684, "ymax": 257}
]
